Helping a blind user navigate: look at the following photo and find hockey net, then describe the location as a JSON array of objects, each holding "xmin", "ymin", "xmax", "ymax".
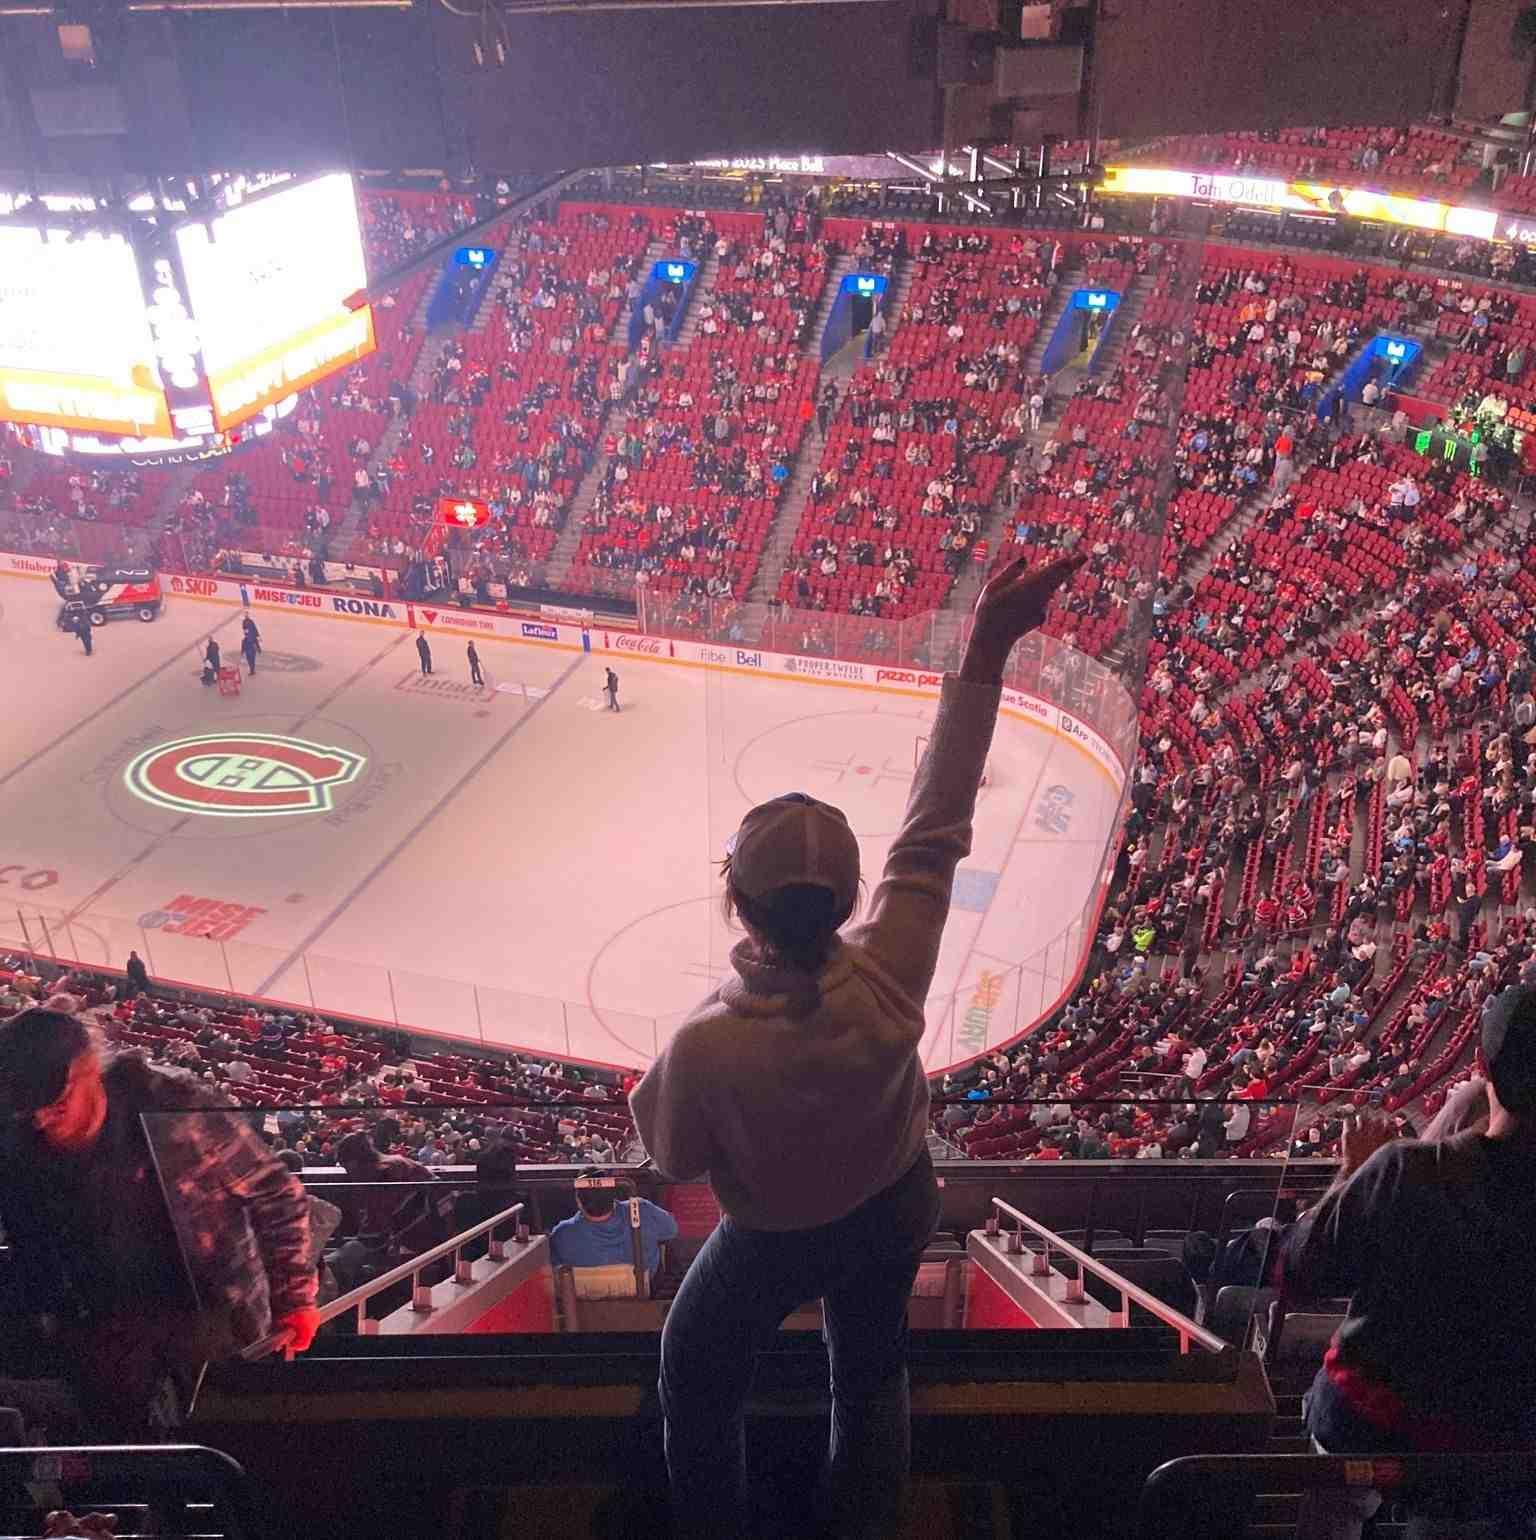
[{"xmin": 915, "ymin": 735, "xmax": 989, "ymax": 786}]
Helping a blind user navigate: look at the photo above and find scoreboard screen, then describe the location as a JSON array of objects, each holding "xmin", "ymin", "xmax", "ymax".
[
  {"xmin": 0, "ymin": 172, "xmax": 379, "ymax": 452},
  {"xmin": 174, "ymin": 173, "xmax": 376, "ymax": 433},
  {"xmin": 0, "ymin": 226, "xmax": 171, "ymax": 438}
]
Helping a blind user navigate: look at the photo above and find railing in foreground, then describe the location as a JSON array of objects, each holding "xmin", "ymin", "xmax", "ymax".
[
  {"xmin": 242, "ymin": 1199, "xmax": 527, "ymax": 1360},
  {"xmin": 1138, "ymin": 1452, "xmax": 1536, "ymax": 1540},
  {"xmin": 986, "ymin": 1196, "xmax": 1228, "ymax": 1356}
]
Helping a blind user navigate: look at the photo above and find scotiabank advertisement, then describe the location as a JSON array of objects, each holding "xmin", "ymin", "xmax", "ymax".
[
  {"xmin": 0, "ymin": 227, "xmax": 172, "ymax": 438},
  {"xmin": 175, "ymin": 173, "xmax": 375, "ymax": 432}
]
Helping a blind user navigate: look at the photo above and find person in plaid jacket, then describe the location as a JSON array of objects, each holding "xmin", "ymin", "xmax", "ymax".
[{"xmin": 0, "ymin": 1007, "xmax": 318, "ymax": 1436}]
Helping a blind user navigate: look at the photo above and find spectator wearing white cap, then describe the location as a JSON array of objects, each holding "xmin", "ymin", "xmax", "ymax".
[{"xmin": 631, "ymin": 555, "xmax": 1083, "ymax": 1540}]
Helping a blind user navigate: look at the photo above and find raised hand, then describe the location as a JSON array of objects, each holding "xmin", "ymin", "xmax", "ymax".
[
  {"xmin": 1339, "ymin": 1112, "xmax": 1398, "ymax": 1177},
  {"xmin": 961, "ymin": 554, "xmax": 1087, "ymax": 685}
]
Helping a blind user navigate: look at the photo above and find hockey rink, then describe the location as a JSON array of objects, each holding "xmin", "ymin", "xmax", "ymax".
[{"xmin": 0, "ymin": 574, "xmax": 1124, "ymax": 1072}]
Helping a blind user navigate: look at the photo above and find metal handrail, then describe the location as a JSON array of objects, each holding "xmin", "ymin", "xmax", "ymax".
[
  {"xmin": 988, "ymin": 1197, "xmax": 1227, "ymax": 1355},
  {"xmin": 242, "ymin": 1199, "xmax": 527, "ymax": 1360},
  {"xmin": 1138, "ymin": 1451, "xmax": 1536, "ymax": 1540}
]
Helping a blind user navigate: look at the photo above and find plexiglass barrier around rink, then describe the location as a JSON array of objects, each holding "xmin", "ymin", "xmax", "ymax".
[{"xmin": 0, "ymin": 603, "xmax": 1136, "ymax": 1077}]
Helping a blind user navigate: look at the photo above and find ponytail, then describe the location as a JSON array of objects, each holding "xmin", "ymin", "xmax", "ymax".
[{"xmin": 731, "ymin": 882, "xmax": 849, "ymax": 974}]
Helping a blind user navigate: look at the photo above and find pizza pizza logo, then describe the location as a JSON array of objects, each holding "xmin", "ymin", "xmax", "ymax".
[{"xmin": 124, "ymin": 733, "xmax": 366, "ymax": 818}]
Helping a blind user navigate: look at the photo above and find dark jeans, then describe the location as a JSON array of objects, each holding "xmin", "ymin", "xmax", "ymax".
[{"xmin": 659, "ymin": 1150, "xmax": 940, "ymax": 1540}]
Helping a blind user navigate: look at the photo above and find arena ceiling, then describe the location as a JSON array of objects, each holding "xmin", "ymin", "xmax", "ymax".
[{"xmin": 0, "ymin": 0, "xmax": 1492, "ymax": 180}]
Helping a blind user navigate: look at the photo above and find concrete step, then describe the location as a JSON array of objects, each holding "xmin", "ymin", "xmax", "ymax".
[
  {"xmin": 544, "ymin": 450, "xmax": 612, "ymax": 589},
  {"xmin": 670, "ymin": 251, "xmax": 721, "ymax": 347},
  {"xmin": 609, "ymin": 238, "xmax": 666, "ymax": 347},
  {"xmin": 1264, "ymin": 1435, "xmax": 1312, "ymax": 1456},
  {"xmin": 1022, "ymin": 266, "xmax": 1085, "ymax": 378},
  {"xmin": 804, "ymin": 250, "xmax": 858, "ymax": 359}
]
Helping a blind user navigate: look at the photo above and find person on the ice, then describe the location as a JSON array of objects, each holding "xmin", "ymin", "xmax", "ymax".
[
  {"xmin": 69, "ymin": 606, "xmax": 92, "ymax": 657},
  {"xmin": 605, "ymin": 667, "xmax": 620, "ymax": 712},
  {"xmin": 416, "ymin": 632, "xmax": 432, "ymax": 676},
  {"xmin": 241, "ymin": 614, "xmax": 261, "ymax": 661},
  {"xmin": 204, "ymin": 637, "xmax": 220, "ymax": 674},
  {"xmin": 468, "ymin": 642, "xmax": 484, "ymax": 688},
  {"xmin": 241, "ymin": 628, "xmax": 259, "ymax": 676}
]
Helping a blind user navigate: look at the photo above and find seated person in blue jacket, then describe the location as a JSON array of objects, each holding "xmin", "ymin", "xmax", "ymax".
[{"xmin": 548, "ymin": 1169, "xmax": 679, "ymax": 1276}]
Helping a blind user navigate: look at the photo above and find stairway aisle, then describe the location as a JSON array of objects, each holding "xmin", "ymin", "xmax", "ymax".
[
  {"xmin": 326, "ymin": 274, "xmax": 442, "ymax": 560},
  {"xmin": 804, "ymin": 251, "xmax": 857, "ymax": 358},
  {"xmin": 669, "ymin": 251, "xmax": 721, "ymax": 347},
  {"xmin": 941, "ymin": 267, "xmax": 1090, "ymax": 624},
  {"xmin": 741, "ymin": 258, "xmax": 918, "ymax": 612},
  {"xmin": 608, "ymin": 239, "xmax": 665, "ymax": 345},
  {"xmin": 1091, "ymin": 272, "xmax": 1152, "ymax": 378},
  {"xmin": 138, "ymin": 462, "xmax": 209, "ymax": 566},
  {"xmin": 880, "ymin": 253, "xmax": 918, "ymax": 330},
  {"xmin": 743, "ymin": 428, "xmax": 823, "ymax": 609},
  {"xmin": 544, "ymin": 445, "xmax": 614, "ymax": 590},
  {"xmin": 1020, "ymin": 265, "xmax": 1084, "ymax": 377}
]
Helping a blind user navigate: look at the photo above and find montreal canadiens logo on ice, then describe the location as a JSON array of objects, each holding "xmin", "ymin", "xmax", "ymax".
[{"xmin": 124, "ymin": 733, "xmax": 366, "ymax": 818}]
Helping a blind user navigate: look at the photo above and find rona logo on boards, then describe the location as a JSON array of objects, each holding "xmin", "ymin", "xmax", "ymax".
[
  {"xmin": 252, "ymin": 587, "xmax": 323, "ymax": 608},
  {"xmin": 124, "ymin": 733, "xmax": 366, "ymax": 818},
  {"xmin": 331, "ymin": 596, "xmax": 397, "ymax": 619}
]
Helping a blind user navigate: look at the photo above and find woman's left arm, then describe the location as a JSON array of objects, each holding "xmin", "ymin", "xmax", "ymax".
[{"xmin": 630, "ymin": 1031, "xmax": 715, "ymax": 1180}]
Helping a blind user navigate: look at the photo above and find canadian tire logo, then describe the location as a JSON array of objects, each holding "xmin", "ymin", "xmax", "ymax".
[{"xmin": 124, "ymin": 733, "xmax": 366, "ymax": 818}]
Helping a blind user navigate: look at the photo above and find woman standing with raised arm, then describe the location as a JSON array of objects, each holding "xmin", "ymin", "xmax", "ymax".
[{"xmin": 631, "ymin": 555, "xmax": 1084, "ymax": 1539}]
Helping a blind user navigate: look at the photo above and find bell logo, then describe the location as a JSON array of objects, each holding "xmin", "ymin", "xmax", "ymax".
[{"xmin": 124, "ymin": 733, "xmax": 366, "ymax": 818}]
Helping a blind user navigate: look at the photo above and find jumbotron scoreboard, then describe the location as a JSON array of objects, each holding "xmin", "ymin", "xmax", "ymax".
[{"xmin": 0, "ymin": 172, "xmax": 374, "ymax": 460}]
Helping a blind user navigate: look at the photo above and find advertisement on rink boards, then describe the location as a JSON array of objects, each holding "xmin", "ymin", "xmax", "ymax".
[{"xmin": 4, "ymin": 555, "xmax": 1125, "ymax": 786}]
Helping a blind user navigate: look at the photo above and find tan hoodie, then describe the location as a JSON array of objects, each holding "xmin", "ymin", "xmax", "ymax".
[{"xmin": 630, "ymin": 675, "xmax": 1000, "ymax": 1231}]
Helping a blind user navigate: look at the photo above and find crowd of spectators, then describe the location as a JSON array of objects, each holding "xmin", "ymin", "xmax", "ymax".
[
  {"xmin": 0, "ymin": 954, "xmax": 637, "ymax": 1171},
  {"xmin": 776, "ymin": 226, "xmax": 1056, "ymax": 620},
  {"xmin": 16, "ymin": 193, "xmax": 1536, "ymax": 1178},
  {"xmin": 569, "ymin": 215, "xmax": 825, "ymax": 602},
  {"xmin": 942, "ymin": 343, "xmax": 1536, "ymax": 1162},
  {"xmin": 371, "ymin": 208, "xmax": 652, "ymax": 591}
]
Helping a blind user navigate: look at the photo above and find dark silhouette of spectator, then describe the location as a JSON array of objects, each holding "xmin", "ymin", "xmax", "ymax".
[
  {"xmin": 1283, "ymin": 985, "xmax": 1536, "ymax": 1538},
  {"xmin": 0, "ymin": 1008, "xmax": 317, "ymax": 1436}
]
